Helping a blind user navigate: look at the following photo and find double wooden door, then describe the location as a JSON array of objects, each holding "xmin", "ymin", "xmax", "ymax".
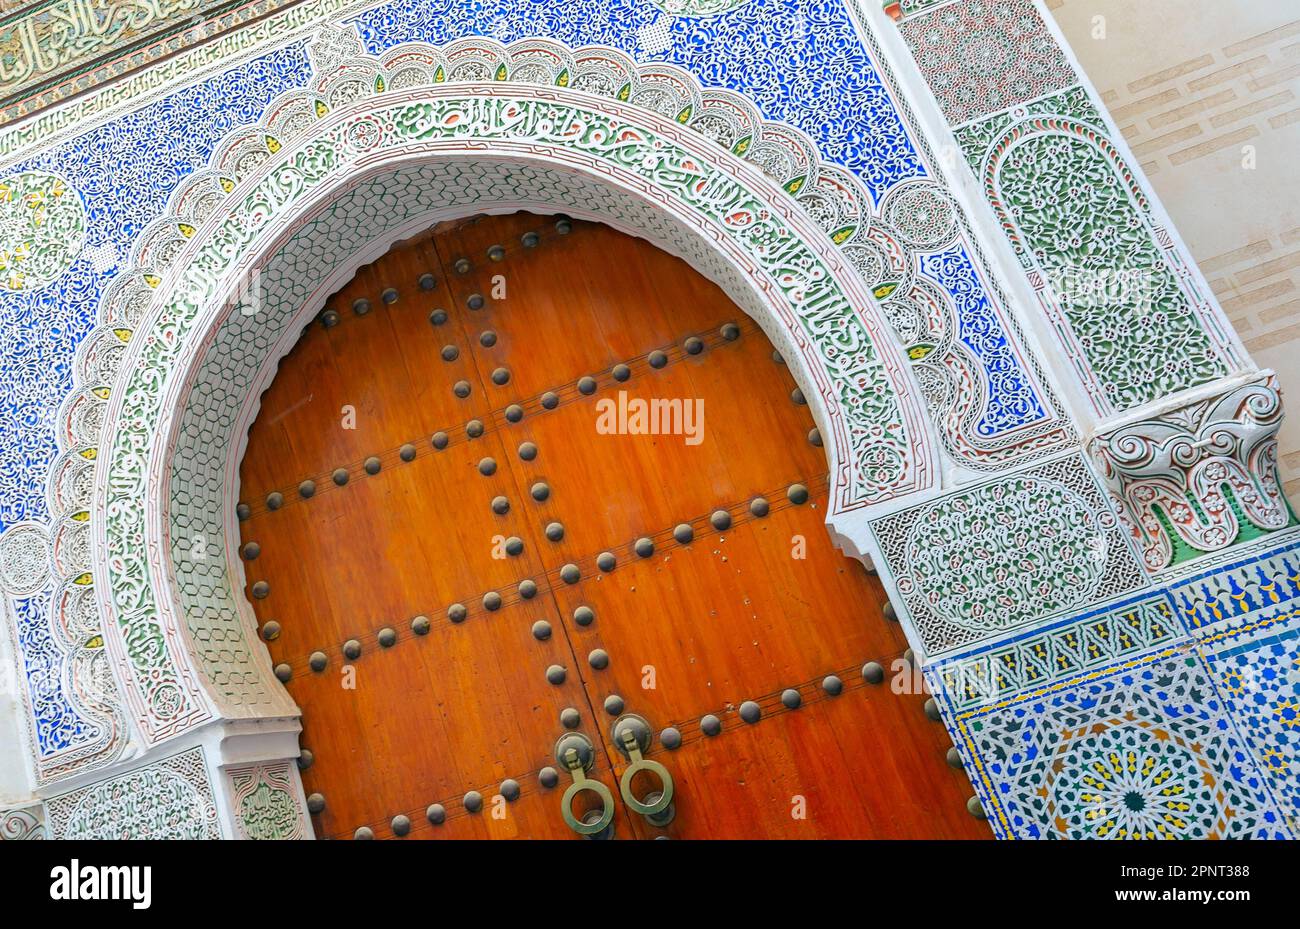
[{"xmin": 237, "ymin": 211, "xmax": 985, "ymax": 839}]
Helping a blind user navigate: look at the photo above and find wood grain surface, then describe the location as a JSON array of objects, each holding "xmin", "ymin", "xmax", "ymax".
[{"xmin": 237, "ymin": 212, "xmax": 988, "ymax": 839}]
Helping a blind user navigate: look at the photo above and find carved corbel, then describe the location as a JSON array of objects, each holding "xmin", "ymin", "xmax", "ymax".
[{"xmin": 1087, "ymin": 373, "xmax": 1293, "ymax": 571}]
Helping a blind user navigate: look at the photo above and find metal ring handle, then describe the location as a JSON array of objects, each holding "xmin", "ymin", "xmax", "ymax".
[
  {"xmin": 619, "ymin": 757, "xmax": 674, "ymax": 816},
  {"xmin": 561, "ymin": 779, "xmax": 615, "ymax": 835}
]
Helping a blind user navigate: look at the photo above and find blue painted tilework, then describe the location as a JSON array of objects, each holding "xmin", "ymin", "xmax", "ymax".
[
  {"xmin": 0, "ymin": 47, "xmax": 312, "ymax": 762},
  {"xmin": 926, "ymin": 535, "xmax": 1300, "ymax": 706},
  {"xmin": 923, "ymin": 533, "xmax": 1300, "ymax": 837},
  {"xmin": 1202, "ymin": 622, "xmax": 1300, "ymax": 831},
  {"xmin": 1171, "ymin": 536, "xmax": 1300, "ymax": 632},
  {"xmin": 919, "ymin": 242, "xmax": 1047, "ymax": 436},
  {"xmin": 929, "ymin": 590, "xmax": 1179, "ymax": 710},
  {"xmin": 946, "ymin": 649, "xmax": 1289, "ymax": 839},
  {"xmin": 12, "ymin": 587, "xmax": 95, "ymax": 755},
  {"xmin": 351, "ymin": 0, "xmax": 929, "ymax": 205},
  {"xmin": 351, "ymin": 0, "xmax": 1054, "ymax": 445},
  {"xmin": 0, "ymin": 0, "xmax": 1057, "ymax": 543},
  {"xmin": 0, "ymin": 46, "xmax": 314, "ymax": 534},
  {"xmin": 0, "ymin": 0, "xmax": 1050, "ymax": 765}
]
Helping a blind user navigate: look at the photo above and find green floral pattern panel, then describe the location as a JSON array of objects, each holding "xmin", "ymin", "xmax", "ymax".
[{"xmin": 997, "ymin": 133, "xmax": 1227, "ymax": 411}]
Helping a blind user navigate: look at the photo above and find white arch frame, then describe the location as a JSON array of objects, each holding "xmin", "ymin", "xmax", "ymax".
[{"xmin": 82, "ymin": 71, "xmax": 939, "ymax": 746}]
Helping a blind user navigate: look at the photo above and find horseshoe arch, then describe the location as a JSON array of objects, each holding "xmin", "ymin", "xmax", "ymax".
[{"xmin": 82, "ymin": 32, "xmax": 939, "ymax": 745}]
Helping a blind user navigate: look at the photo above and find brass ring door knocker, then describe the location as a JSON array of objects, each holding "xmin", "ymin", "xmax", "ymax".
[
  {"xmin": 555, "ymin": 732, "xmax": 615, "ymax": 837},
  {"xmin": 611, "ymin": 714, "xmax": 675, "ymax": 826}
]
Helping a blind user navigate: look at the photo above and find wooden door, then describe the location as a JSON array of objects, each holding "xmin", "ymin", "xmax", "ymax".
[{"xmin": 237, "ymin": 211, "xmax": 986, "ymax": 839}]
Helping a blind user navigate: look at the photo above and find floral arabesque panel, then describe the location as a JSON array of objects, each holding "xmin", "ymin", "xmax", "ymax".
[
  {"xmin": 896, "ymin": 0, "xmax": 1243, "ymax": 417},
  {"xmin": 43, "ymin": 746, "xmax": 222, "ymax": 839},
  {"xmin": 869, "ymin": 453, "xmax": 1148, "ymax": 659}
]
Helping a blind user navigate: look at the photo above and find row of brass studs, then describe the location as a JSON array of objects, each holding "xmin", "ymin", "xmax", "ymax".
[
  {"xmin": 552, "ymin": 470, "xmax": 831, "ymax": 588},
  {"xmin": 277, "ymin": 464, "xmax": 843, "ymax": 830},
  {"xmin": 310, "ymin": 217, "xmax": 573, "ymax": 332},
  {"xmin": 461, "ymin": 261, "xmax": 637, "ymax": 838},
  {"xmin": 429, "ymin": 216, "xmax": 572, "ymax": 327},
  {"xmin": 264, "ymin": 573, "xmax": 552, "ymax": 678},
  {"xmin": 315, "ymin": 376, "xmax": 618, "ymax": 839},
  {"xmin": 235, "ymin": 315, "xmax": 758, "ymax": 520},
  {"xmin": 314, "ymin": 679, "xmax": 972, "ymax": 837},
  {"xmin": 300, "ymin": 218, "xmax": 586, "ymax": 839},
  {"xmin": 657, "ymin": 648, "xmax": 921, "ymax": 748},
  {"xmin": 301, "ymin": 649, "xmax": 977, "ymax": 838},
  {"xmin": 258, "ymin": 468, "xmax": 828, "ymax": 681},
  {"xmin": 443, "ymin": 214, "xmax": 573, "ymax": 284},
  {"xmin": 315, "ymin": 272, "xmax": 436, "ymax": 330},
  {"xmin": 243, "ymin": 220, "xmax": 579, "ymax": 517},
  {"xmin": 651, "ymin": 644, "xmax": 982, "ymax": 820},
  {"xmin": 274, "ymin": 217, "xmax": 841, "ymax": 829},
  {"xmin": 403, "ymin": 222, "xmax": 546, "ymax": 415},
  {"xmin": 313, "ymin": 750, "xmax": 620, "ymax": 840},
  {"xmin": 298, "ymin": 642, "xmax": 968, "ymax": 837}
]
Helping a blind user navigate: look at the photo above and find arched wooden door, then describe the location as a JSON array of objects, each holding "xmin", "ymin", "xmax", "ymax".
[{"xmin": 237, "ymin": 211, "xmax": 985, "ymax": 840}]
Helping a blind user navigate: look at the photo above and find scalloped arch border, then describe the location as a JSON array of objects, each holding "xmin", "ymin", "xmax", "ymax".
[{"xmin": 76, "ymin": 29, "xmax": 938, "ymax": 745}]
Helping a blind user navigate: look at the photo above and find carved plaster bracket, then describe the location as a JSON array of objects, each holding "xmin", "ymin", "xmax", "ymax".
[{"xmin": 1087, "ymin": 371, "xmax": 1293, "ymax": 572}]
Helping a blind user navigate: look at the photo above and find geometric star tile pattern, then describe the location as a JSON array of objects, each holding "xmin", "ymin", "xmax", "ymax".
[{"xmin": 944, "ymin": 648, "xmax": 1290, "ymax": 839}]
